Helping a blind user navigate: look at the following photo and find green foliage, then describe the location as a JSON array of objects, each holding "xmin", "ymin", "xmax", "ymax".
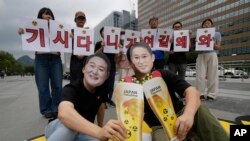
[{"xmin": 0, "ymin": 51, "xmax": 34, "ymax": 75}]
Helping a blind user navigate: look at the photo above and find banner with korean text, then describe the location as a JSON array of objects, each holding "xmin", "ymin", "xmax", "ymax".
[
  {"xmin": 50, "ymin": 21, "xmax": 72, "ymax": 53},
  {"xmin": 155, "ymin": 28, "xmax": 173, "ymax": 51},
  {"xmin": 173, "ymin": 30, "xmax": 190, "ymax": 52},
  {"xmin": 103, "ymin": 26, "xmax": 120, "ymax": 54},
  {"xmin": 123, "ymin": 30, "xmax": 140, "ymax": 54},
  {"xmin": 141, "ymin": 29, "xmax": 157, "ymax": 50},
  {"xmin": 73, "ymin": 28, "xmax": 95, "ymax": 56},
  {"xmin": 21, "ymin": 19, "xmax": 50, "ymax": 52},
  {"xmin": 195, "ymin": 28, "xmax": 215, "ymax": 51}
]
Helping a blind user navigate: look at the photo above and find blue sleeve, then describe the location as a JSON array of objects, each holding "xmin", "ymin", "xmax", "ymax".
[{"xmin": 215, "ymin": 32, "xmax": 222, "ymax": 42}]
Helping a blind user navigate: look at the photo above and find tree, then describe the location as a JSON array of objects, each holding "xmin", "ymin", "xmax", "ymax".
[{"xmin": 0, "ymin": 51, "xmax": 26, "ymax": 75}]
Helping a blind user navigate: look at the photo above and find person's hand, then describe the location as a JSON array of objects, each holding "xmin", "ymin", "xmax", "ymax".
[
  {"xmin": 140, "ymin": 37, "xmax": 143, "ymax": 42},
  {"xmin": 189, "ymin": 30, "xmax": 192, "ymax": 35},
  {"xmin": 18, "ymin": 28, "xmax": 24, "ymax": 35},
  {"xmin": 170, "ymin": 38, "xmax": 174, "ymax": 43},
  {"xmin": 169, "ymin": 50, "xmax": 174, "ymax": 54},
  {"xmin": 76, "ymin": 55, "xmax": 84, "ymax": 60},
  {"xmin": 101, "ymin": 41, "xmax": 105, "ymax": 47},
  {"xmin": 174, "ymin": 113, "xmax": 194, "ymax": 140},
  {"xmin": 70, "ymin": 32, "xmax": 73, "ymax": 38},
  {"xmin": 99, "ymin": 120, "xmax": 127, "ymax": 141}
]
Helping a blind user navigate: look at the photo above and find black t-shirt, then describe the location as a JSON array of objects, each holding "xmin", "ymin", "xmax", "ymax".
[
  {"xmin": 144, "ymin": 69, "xmax": 191, "ymax": 127},
  {"xmin": 61, "ymin": 79, "xmax": 108, "ymax": 123}
]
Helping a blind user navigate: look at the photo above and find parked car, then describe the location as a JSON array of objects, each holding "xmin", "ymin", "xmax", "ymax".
[
  {"xmin": 185, "ymin": 68, "xmax": 196, "ymax": 77},
  {"xmin": 218, "ymin": 66, "xmax": 249, "ymax": 78}
]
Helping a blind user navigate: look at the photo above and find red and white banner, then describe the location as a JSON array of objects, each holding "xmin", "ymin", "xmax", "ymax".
[
  {"xmin": 21, "ymin": 18, "xmax": 50, "ymax": 52},
  {"xmin": 123, "ymin": 30, "xmax": 140, "ymax": 54},
  {"xmin": 195, "ymin": 28, "xmax": 215, "ymax": 51},
  {"xmin": 173, "ymin": 30, "xmax": 190, "ymax": 52},
  {"xmin": 103, "ymin": 26, "xmax": 120, "ymax": 54},
  {"xmin": 50, "ymin": 21, "xmax": 72, "ymax": 53},
  {"xmin": 141, "ymin": 29, "xmax": 157, "ymax": 50},
  {"xmin": 155, "ymin": 28, "xmax": 173, "ymax": 51},
  {"xmin": 73, "ymin": 28, "xmax": 95, "ymax": 56}
]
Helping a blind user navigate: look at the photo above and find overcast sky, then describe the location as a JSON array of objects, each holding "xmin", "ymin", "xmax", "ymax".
[{"xmin": 0, "ymin": 0, "xmax": 137, "ymax": 59}]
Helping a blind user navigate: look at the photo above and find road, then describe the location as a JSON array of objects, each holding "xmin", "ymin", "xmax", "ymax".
[{"xmin": 0, "ymin": 76, "xmax": 249, "ymax": 141}]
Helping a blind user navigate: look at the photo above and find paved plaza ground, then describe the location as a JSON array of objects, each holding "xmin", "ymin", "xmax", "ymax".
[{"xmin": 0, "ymin": 76, "xmax": 249, "ymax": 141}]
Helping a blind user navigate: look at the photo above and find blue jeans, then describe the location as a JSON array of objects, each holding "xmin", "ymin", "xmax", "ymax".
[
  {"xmin": 35, "ymin": 54, "xmax": 62, "ymax": 115},
  {"xmin": 45, "ymin": 119, "xmax": 99, "ymax": 141}
]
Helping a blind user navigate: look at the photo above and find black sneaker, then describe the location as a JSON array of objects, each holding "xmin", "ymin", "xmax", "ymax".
[
  {"xmin": 207, "ymin": 96, "xmax": 215, "ymax": 101},
  {"xmin": 44, "ymin": 113, "xmax": 53, "ymax": 119},
  {"xmin": 109, "ymin": 100, "xmax": 116, "ymax": 107},
  {"xmin": 200, "ymin": 95, "xmax": 206, "ymax": 101}
]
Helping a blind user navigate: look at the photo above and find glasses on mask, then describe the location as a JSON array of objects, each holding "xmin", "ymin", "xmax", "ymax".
[{"xmin": 77, "ymin": 16, "xmax": 86, "ymax": 21}]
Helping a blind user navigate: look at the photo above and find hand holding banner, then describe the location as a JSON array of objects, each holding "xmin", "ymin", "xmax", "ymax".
[{"xmin": 21, "ymin": 18, "xmax": 50, "ymax": 52}]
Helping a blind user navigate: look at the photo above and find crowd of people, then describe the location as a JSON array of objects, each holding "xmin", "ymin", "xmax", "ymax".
[{"xmin": 19, "ymin": 7, "xmax": 227, "ymax": 141}]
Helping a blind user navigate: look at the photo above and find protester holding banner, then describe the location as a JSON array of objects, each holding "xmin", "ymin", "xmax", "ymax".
[
  {"xmin": 95, "ymin": 27, "xmax": 116, "ymax": 107},
  {"xmin": 69, "ymin": 11, "xmax": 87, "ymax": 82},
  {"xmin": 149, "ymin": 17, "xmax": 165, "ymax": 69},
  {"xmin": 195, "ymin": 19, "xmax": 222, "ymax": 101},
  {"xmin": 167, "ymin": 21, "xmax": 190, "ymax": 80},
  {"xmin": 18, "ymin": 7, "xmax": 62, "ymax": 119},
  {"xmin": 45, "ymin": 53, "xmax": 127, "ymax": 141},
  {"xmin": 116, "ymin": 32, "xmax": 134, "ymax": 80},
  {"xmin": 126, "ymin": 42, "xmax": 229, "ymax": 141}
]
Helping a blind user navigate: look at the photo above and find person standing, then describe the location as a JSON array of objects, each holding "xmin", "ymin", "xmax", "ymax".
[
  {"xmin": 149, "ymin": 17, "xmax": 165, "ymax": 69},
  {"xmin": 167, "ymin": 21, "xmax": 190, "ymax": 80},
  {"xmin": 196, "ymin": 19, "xmax": 222, "ymax": 101},
  {"xmin": 69, "ymin": 11, "xmax": 86, "ymax": 82},
  {"xmin": 116, "ymin": 33, "xmax": 134, "ymax": 80},
  {"xmin": 95, "ymin": 27, "xmax": 116, "ymax": 107},
  {"xmin": 45, "ymin": 53, "xmax": 127, "ymax": 141},
  {"xmin": 18, "ymin": 7, "xmax": 62, "ymax": 118}
]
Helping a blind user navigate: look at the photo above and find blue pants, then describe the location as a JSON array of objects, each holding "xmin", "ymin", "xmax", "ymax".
[
  {"xmin": 35, "ymin": 54, "xmax": 62, "ymax": 115},
  {"xmin": 45, "ymin": 119, "xmax": 98, "ymax": 141}
]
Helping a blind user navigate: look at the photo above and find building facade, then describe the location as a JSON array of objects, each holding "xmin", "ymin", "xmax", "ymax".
[
  {"xmin": 94, "ymin": 10, "xmax": 138, "ymax": 43},
  {"xmin": 138, "ymin": 0, "xmax": 250, "ymax": 62}
]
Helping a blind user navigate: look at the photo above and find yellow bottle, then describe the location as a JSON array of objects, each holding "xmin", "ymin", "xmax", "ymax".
[{"xmin": 114, "ymin": 82, "xmax": 144, "ymax": 141}]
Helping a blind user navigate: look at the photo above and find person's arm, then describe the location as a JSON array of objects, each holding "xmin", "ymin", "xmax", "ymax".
[
  {"xmin": 58, "ymin": 101, "xmax": 127, "ymax": 141},
  {"xmin": 95, "ymin": 41, "xmax": 105, "ymax": 53},
  {"xmin": 174, "ymin": 86, "xmax": 201, "ymax": 140},
  {"xmin": 97, "ymin": 103, "xmax": 106, "ymax": 127},
  {"xmin": 214, "ymin": 32, "xmax": 222, "ymax": 50},
  {"xmin": 214, "ymin": 41, "xmax": 221, "ymax": 50}
]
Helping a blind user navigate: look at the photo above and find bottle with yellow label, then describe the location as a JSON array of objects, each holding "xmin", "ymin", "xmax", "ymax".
[
  {"xmin": 114, "ymin": 79, "xmax": 144, "ymax": 141},
  {"xmin": 143, "ymin": 71, "xmax": 178, "ymax": 141}
]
